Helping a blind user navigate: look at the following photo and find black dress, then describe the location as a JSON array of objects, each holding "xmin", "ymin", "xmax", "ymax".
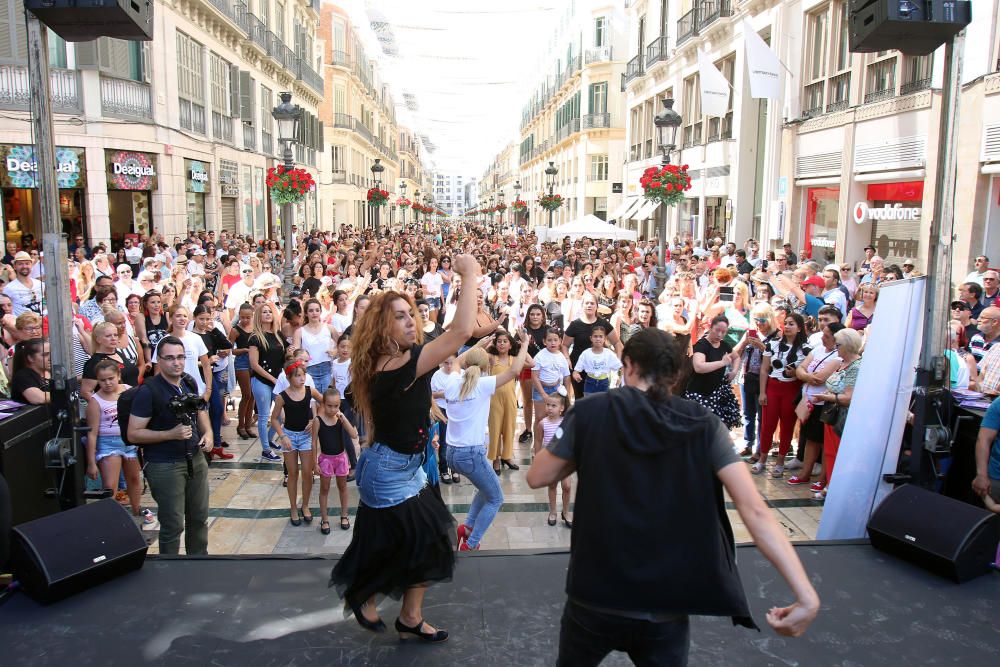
[
  {"xmin": 684, "ymin": 337, "xmax": 742, "ymax": 429},
  {"xmin": 330, "ymin": 344, "xmax": 456, "ymax": 608}
]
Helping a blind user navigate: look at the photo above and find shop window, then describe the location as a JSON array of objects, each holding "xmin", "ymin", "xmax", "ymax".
[{"xmin": 806, "ymin": 187, "xmax": 840, "ymax": 263}]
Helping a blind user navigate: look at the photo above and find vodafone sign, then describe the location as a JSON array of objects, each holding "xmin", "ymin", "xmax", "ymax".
[{"xmin": 852, "ymin": 202, "xmax": 921, "ymax": 225}]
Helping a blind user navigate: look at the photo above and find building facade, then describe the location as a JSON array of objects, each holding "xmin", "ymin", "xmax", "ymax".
[
  {"xmin": 0, "ymin": 0, "xmax": 324, "ymax": 247},
  {"xmin": 514, "ymin": 1, "xmax": 628, "ymax": 230},
  {"xmin": 432, "ymin": 172, "xmax": 469, "ymax": 217}
]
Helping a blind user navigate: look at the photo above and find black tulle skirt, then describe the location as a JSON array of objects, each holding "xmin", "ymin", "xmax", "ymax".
[{"xmin": 329, "ymin": 487, "xmax": 457, "ymax": 608}]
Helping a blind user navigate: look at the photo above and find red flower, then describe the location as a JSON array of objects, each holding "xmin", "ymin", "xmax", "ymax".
[
  {"xmin": 650, "ymin": 181, "xmax": 661, "ymax": 189},
  {"xmin": 665, "ymin": 183, "xmax": 674, "ymax": 191}
]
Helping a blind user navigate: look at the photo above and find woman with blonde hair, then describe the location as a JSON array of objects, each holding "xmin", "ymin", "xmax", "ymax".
[
  {"xmin": 447, "ymin": 332, "xmax": 529, "ymax": 549},
  {"xmin": 248, "ymin": 301, "xmax": 286, "ymax": 462},
  {"xmin": 846, "ymin": 283, "xmax": 878, "ymax": 332},
  {"xmin": 330, "ymin": 254, "xmax": 480, "ymax": 641},
  {"xmin": 75, "ymin": 261, "xmax": 96, "ymax": 304}
]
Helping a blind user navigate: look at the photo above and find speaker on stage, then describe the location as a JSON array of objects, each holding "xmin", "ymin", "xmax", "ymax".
[
  {"xmin": 867, "ymin": 484, "xmax": 1000, "ymax": 583},
  {"xmin": 9, "ymin": 499, "xmax": 147, "ymax": 603}
]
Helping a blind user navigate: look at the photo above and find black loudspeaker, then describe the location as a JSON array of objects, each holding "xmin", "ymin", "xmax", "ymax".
[
  {"xmin": 25, "ymin": 0, "xmax": 154, "ymax": 42},
  {"xmin": 867, "ymin": 484, "xmax": 1000, "ymax": 583},
  {"xmin": 9, "ymin": 499, "xmax": 147, "ymax": 603},
  {"xmin": 0, "ymin": 474, "xmax": 10, "ymax": 570},
  {"xmin": 849, "ymin": 0, "xmax": 971, "ymax": 56}
]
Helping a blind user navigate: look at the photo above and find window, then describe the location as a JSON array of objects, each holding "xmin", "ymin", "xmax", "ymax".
[
  {"xmin": 260, "ymin": 85, "xmax": 273, "ymax": 153},
  {"xmin": 682, "ymin": 74, "xmax": 702, "ymax": 148},
  {"xmin": 210, "ymin": 53, "xmax": 233, "ymax": 142},
  {"xmin": 589, "ymin": 82, "xmax": 608, "ymax": 115},
  {"xmin": 589, "ymin": 155, "xmax": 609, "ymax": 181},
  {"xmin": 48, "ymin": 30, "xmax": 67, "ymax": 68},
  {"xmin": 594, "ymin": 17, "xmax": 606, "ymax": 47},
  {"xmin": 803, "ymin": 9, "xmax": 828, "ymax": 115},
  {"xmin": 176, "ymin": 31, "xmax": 206, "ymax": 134},
  {"xmin": 708, "ymin": 56, "xmax": 735, "ymax": 142},
  {"xmin": 660, "ymin": 0, "xmax": 669, "ymax": 36},
  {"xmin": 827, "ymin": 1, "xmax": 852, "ymax": 112},
  {"xmin": 637, "ymin": 16, "xmax": 646, "ymax": 59},
  {"xmin": 901, "ymin": 54, "xmax": 932, "ymax": 94},
  {"xmin": 275, "ymin": 2, "xmax": 285, "ymax": 42},
  {"xmin": 865, "ymin": 51, "xmax": 897, "ymax": 103}
]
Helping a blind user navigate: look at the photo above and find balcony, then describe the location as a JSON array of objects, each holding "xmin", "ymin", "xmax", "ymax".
[
  {"xmin": 646, "ymin": 36, "xmax": 667, "ymax": 68},
  {"xmin": 262, "ymin": 130, "xmax": 273, "ymax": 155},
  {"xmin": 101, "ymin": 76, "xmax": 152, "ymax": 121},
  {"xmin": 330, "ymin": 50, "xmax": 351, "ymax": 69},
  {"xmin": 584, "ymin": 46, "xmax": 613, "ymax": 65},
  {"xmin": 697, "ymin": 0, "xmax": 733, "ymax": 31},
  {"xmin": 677, "ymin": 8, "xmax": 699, "ymax": 47},
  {"xmin": 296, "ymin": 58, "xmax": 324, "ymax": 95},
  {"xmin": 248, "ymin": 15, "xmax": 268, "ymax": 52},
  {"xmin": 0, "ymin": 65, "xmax": 81, "ymax": 113},
  {"xmin": 333, "ymin": 112, "xmax": 354, "ymax": 129},
  {"xmin": 625, "ymin": 54, "xmax": 645, "ymax": 84},
  {"xmin": 863, "ymin": 86, "xmax": 896, "ymax": 104},
  {"xmin": 900, "ymin": 77, "xmax": 931, "ymax": 96},
  {"xmin": 243, "ymin": 123, "xmax": 256, "ymax": 151},
  {"xmin": 803, "ymin": 81, "xmax": 825, "ymax": 117},
  {"xmin": 354, "ymin": 119, "xmax": 374, "ymax": 144},
  {"xmin": 826, "ymin": 72, "xmax": 851, "ymax": 113},
  {"xmin": 212, "ymin": 111, "xmax": 234, "ymax": 143},
  {"xmin": 582, "ymin": 112, "xmax": 611, "ymax": 129},
  {"xmin": 206, "ymin": 0, "xmax": 249, "ymax": 33}
]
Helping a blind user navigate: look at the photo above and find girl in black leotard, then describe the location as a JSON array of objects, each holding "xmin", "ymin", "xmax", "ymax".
[{"xmin": 271, "ymin": 362, "xmax": 324, "ymax": 525}]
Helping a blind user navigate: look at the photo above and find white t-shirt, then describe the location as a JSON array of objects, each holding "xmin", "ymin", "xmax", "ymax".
[
  {"xmin": 431, "ymin": 368, "xmax": 459, "ymax": 409},
  {"xmin": 115, "ymin": 279, "xmax": 143, "ymax": 309},
  {"xmin": 4, "ymin": 277, "xmax": 45, "ymax": 316},
  {"xmin": 331, "ymin": 311, "xmax": 352, "ymax": 334},
  {"xmin": 273, "ymin": 371, "xmax": 316, "ymax": 395},
  {"xmin": 533, "ymin": 348, "xmax": 570, "ymax": 385},
  {"xmin": 225, "ymin": 280, "xmax": 255, "ymax": 311},
  {"xmin": 331, "ymin": 358, "xmax": 351, "ymax": 399},
  {"xmin": 124, "ymin": 246, "xmax": 143, "ymax": 265},
  {"xmin": 300, "ymin": 324, "xmax": 333, "ymax": 366},
  {"xmin": 574, "ymin": 348, "xmax": 623, "ymax": 379},
  {"xmin": 822, "ymin": 289, "xmax": 848, "ymax": 320},
  {"xmin": 151, "ymin": 330, "xmax": 208, "ymax": 395},
  {"xmin": 420, "ymin": 271, "xmax": 443, "ymax": 298},
  {"xmin": 444, "ymin": 375, "xmax": 497, "ymax": 448}
]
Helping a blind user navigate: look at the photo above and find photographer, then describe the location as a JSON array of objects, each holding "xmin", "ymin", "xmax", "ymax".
[{"xmin": 128, "ymin": 336, "xmax": 213, "ymax": 555}]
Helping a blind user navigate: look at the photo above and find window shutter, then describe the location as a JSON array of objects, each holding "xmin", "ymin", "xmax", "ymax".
[
  {"xmin": 74, "ymin": 40, "xmax": 100, "ymax": 69},
  {"xmin": 0, "ymin": 6, "xmax": 14, "ymax": 61},
  {"xmin": 98, "ymin": 37, "xmax": 113, "ymax": 70},
  {"xmin": 111, "ymin": 39, "xmax": 131, "ymax": 79},
  {"xmin": 11, "ymin": 7, "xmax": 27, "ymax": 62},
  {"xmin": 229, "ymin": 64, "xmax": 241, "ymax": 118},
  {"xmin": 317, "ymin": 121, "xmax": 324, "ymax": 152},
  {"xmin": 141, "ymin": 43, "xmax": 151, "ymax": 83},
  {"xmin": 239, "ymin": 71, "xmax": 254, "ymax": 125}
]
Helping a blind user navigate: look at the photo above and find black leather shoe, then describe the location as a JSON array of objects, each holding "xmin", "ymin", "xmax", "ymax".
[
  {"xmin": 394, "ymin": 617, "xmax": 448, "ymax": 643},
  {"xmin": 518, "ymin": 430, "xmax": 532, "ymax": 443},
  {"xmin": 501, "ymin": 459, "xmax": 520, "ymax": 471},
  {"xmin": 351, "ymin": 601, "xmax": 386, "ymax": 633}
]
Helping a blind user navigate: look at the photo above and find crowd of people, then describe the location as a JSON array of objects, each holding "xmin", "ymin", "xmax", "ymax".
[{"xmin": 5, "ymin": 219, "xmax": 1000, "ymax": 660}]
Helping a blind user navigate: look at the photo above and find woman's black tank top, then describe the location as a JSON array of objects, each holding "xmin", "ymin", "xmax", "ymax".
[{"xmin": 146, "ymin": 313, "xmax": 168, "ymax": 350}]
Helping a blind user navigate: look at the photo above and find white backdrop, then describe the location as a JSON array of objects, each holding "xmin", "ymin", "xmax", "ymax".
[{"xmin": 817, "ymin": 277, "xmax": 926, "ymax": 540}]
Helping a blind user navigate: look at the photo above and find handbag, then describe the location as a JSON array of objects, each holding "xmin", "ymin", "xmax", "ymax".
[{"xmin": 819, "ymin": 401, "xmax": 848, "ymax": 437}]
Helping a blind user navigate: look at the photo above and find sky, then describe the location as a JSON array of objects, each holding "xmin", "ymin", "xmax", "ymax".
[{"xmin": 339, "ymin": 0, "xmax": 563, "ymax": 178}]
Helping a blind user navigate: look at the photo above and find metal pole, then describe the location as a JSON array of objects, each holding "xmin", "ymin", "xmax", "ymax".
[
  {"xmin": 656, "ymin": 148, "xmax": 672, "ymax": 291},
  {"xmin": 907, "ymin": 32, "xmax": 965, "ymax": 488},
  {"xmin": 28, "ymin": 15, "xmax": 82, "ymax": 507},
  {"xmin": 281, "ymin": 145, "xmax": 295, "ymax": 296}
]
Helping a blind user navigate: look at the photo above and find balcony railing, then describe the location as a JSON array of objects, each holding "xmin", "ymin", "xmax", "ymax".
[
  {"xmin": 0, "ymin": 65, "xmax": 81, "ymax": 113},
  {"xmin": 248, "ymin": 15, "xmax": 268, "ymax": 51},
  {"xmin": 330, "ymin": 50, "xmax": 351, "ymax": 68},
  {"xmin": 296, "ymin": 58, "xmax": 324, "ymax": 95},
  {"xmin": 582, "ymin": 112, "xmax": 611, "ymax": 129},
  {"xmin": 803, "ymin": 81, "xmax": 825, "ymax": 117},
  {"xmin": 584, "ymin": 46, "xmax": 613, "ymax": 64},
  {"xmin": 262, "ymin": 131, "xmax": 273, "ymax": 155},
  {"xmin": 625, "ymin": 54, "xmax": 645, "ymax": 84},
  {"xmin": 646, "ymin": 36, "xmax": 667, "ymax": 67},
  {"xmin": 333, "ymin": 112, "xmax": 354, "ymax": 129},
  {"xmin": 900, "ymin": 77, "xmax": 931, "ymax": 96},
  {"xmin": 243, "ymin": 124, "xmax": 256, "ymax": 151},
  {"xmin": 354, "ymin": 119, "xmax": 373, "ymax": 144},
  {"xmin": 826, "ymin": 72, "xmax": 851, "ymax": 112},
  {"xmin": 677, "ymin": 8, "xmax": 699, "ymax": 46},
  {"xmin": 101, "ymin": 76, "xmax": 152, "ymax": 120},
  {"xmin": 697, "ymin": 0, "xmax": 733, "ymax": 30},
  {"xmin": 212, "ymin": 111, "xmax": 234, "ymax": 143},
  {"xmin": 330, "ymin": 169, "xmax": 347, "ymax": 184},
  {"xmin": 863, "ymin": 86, "xmax": 896, "ymax": 104}
]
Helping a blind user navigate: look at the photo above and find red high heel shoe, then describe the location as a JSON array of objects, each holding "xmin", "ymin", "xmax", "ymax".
[{"xmin": 456, "ymin": 524, "xmax": 470, "ymax": 549}]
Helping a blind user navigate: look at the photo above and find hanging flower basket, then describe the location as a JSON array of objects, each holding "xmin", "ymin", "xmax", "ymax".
[
  {"xmin": 495, "ymin": 203, "xmax": 507, "ymax": 212},
  {"xmin": 367, "ymin": 187, "xmax": 390, "ymax": 207},
  {"xmin": 511, "ymin": 200, "xmax": 527, "ymax": 212},
  {"xmin": 538, "ymin": 193, "xmax": 564, "ymax": 212},
  {"xmin": 639, "ymin": 164, "xmax": 692, "ymax": 207},
  {"xmin": 397, "ymin": 197, "xmax": 411, "ymax": 208},
  {"xmin": 267, "ymin": 166, "xmax": 315, "ymax": 205}
]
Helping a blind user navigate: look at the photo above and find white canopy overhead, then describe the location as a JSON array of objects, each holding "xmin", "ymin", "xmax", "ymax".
[
  {"xmin": 543, "ymin": 214, "xmax": 638, "ymax": 241},
  {"xmin": 607, "ymin": 196, "xmax": 639, "ymax": 221},
  {"xmin": 632, "ymin": 200, "xmax": 661, "ymax": 221}
]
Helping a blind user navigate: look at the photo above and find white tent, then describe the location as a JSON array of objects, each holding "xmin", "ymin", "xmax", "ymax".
[{"xmin": 543, "ymin": 214, "xmax": 638, "ymax": 242}]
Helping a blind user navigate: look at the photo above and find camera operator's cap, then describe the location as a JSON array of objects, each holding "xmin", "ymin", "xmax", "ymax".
[
  {"xmin": 903, "ymin": 258, "xmax": 916, "ymax": 268},
  {"xmin": 951, "ymin": 300, "xmax": 971, "ymax": 311},
  {"xmin": 13, "ymin": 251, "xmax": 31, "ymax": 262},
  {"xmin": 801, "ymin": 275, "xmax": 826, "ymax": 289}
]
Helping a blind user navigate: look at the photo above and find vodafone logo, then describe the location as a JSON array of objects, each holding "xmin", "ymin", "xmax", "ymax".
[
  {"xmin": 852, "ymin": 202, "xmax": 920, "ymax": 225},
  {"xmin": 853, "ymin": 202, "xmax": 867, "ymax": 225}
]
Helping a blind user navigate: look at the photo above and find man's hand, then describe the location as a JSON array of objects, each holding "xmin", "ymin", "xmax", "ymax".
[
  {"xmin": 198, "ymin": 432, "xmax": 213, "ymax": 451},
  {"xmin": 972, "ymin": 474, "xmax": 992, "ymax": 498},
  {"xmin": 766, "ymin": 600, "xmax": 819, "ymax": 637},
  {"xmin": 170, "ymin": 423, "xmax": 193, "ymax": 441}
]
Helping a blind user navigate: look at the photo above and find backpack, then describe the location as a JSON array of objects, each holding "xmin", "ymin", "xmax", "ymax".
[{"xmin": 118, "ymin": 374, "xmax": 199, "ymax": 446}]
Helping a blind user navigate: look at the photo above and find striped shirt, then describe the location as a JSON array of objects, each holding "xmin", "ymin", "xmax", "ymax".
[{"xmin": 541, "ymin": 416, "xmax": 563, "ymax": 448}]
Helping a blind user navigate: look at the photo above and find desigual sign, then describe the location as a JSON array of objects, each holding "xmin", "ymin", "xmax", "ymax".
[
  {"xmin": 106, "ymin": 149, "xmax": 158, "ymax": 191},
  {"xmin": 0, "ymin": 145, "xmax": 86, "ymax": 189},
  {"xmin": 852, "ymin": 202, "xmax": 921, "ymax": 225},
  {"xmin": 185, "ymin": 158, "xmax": 211, "ymax": 194}
]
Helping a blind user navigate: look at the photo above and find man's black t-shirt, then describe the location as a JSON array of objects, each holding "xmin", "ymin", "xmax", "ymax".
[{"xmin": 130, "ymin": 374, "xmax": 201, "ymax": 463}]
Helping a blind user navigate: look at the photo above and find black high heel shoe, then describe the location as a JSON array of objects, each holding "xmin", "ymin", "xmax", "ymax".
[
  {"xmin": 501, "ymin": 459, "xmax": 520, "ymax": 471},
  {"xmin": 350, "ymin": 600, "xmax": 386, "ymax": 633},
  {"xmin": 394, "ymin": 617, "xmax": 448, "ymax": 643},
  {"xmin": 561, "ymin": 512, "xmax": 573, "ymax": 528},
  {"xmin": 493, "ymin": 460, "xmax": 501, "ymax": 476}
]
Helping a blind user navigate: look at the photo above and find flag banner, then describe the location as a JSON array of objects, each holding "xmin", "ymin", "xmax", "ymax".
[
  {"xmin": 743, "ymin": 19, "xmax": 782, "ymax": 99},
  {"xmin": 697, "ymin": 50, "xmax": 731, "ymax": 117}
]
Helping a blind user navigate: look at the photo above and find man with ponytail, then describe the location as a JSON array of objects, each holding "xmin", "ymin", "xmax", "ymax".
[{"xmin": 527, "ymin": 328, "xmax": 819, "ymax": 665}]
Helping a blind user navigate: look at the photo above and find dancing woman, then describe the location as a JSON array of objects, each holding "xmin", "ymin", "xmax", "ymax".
[{"xmin": 330, "ymin": 254, "xmax": 480, "ymax": 643}]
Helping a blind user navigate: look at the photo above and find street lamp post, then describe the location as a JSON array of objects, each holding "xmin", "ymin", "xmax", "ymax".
[
  {"xmin": 414, "ymin": 189, "xmax": 420, "ymax": 226},
  {"xmin": 370, "ymin": 158, "xmax": 384, "ymax": 236},
  {"xmin": 544, "ymin": 161, "xmax": 558, "ymax": 228},
  {"xmin": 498, "ymin": 191, "xmax": 505, "ymax": 233},
  {"xmin": 424, "ymin": 195, "xmax": 431, "ymax": 230},
  {"xmin": 399, "ymin": 182, "xmax": 407, "ymax": 231},
  {"xmin": 271, "ymin": 91, "xmax": 303, "ymax": 297},
  {"xmin": 513, "ymin": 180, "xmax": 521, "ymax": 231},
  {"xmin": 653, "ymin": 98, "xmax": 683, "ymax": 292}
]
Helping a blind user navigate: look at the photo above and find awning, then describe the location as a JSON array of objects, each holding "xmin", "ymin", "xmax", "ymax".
[
  {"xmin": 632, "ymin": 200, "xmax": 661, "ymax": 220},
  {"xmin": 608, "ymin": 196, "xmax": 639, "ymax": 220},
  {"xmin": 621, "ymin": 197, "xmax": 645, "ymax": 220}
]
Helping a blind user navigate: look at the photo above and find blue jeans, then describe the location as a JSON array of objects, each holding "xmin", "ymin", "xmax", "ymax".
[
  {"xmin": 209, "ymin": 369, "xmax": 225, "ymax": 445},
  {"xmin": 583, "ymin": 376, "xmax": 610, "ymax": 395},
  {"xmin": 447, "ymin": 445, "xmax": 504, "ymax": 549},
  {"xmin": 355, "ymin": 442, "xmax": 426, "ymax": 509},
  {"xmin": 307, "ymin": 361, "xmax": 332, "ymax": 394},
  {"xmin": 741, "ymin": 374, "xmax": 760, "ymax": 450},
  {"xmin": 251, "ymin": 377, "xmax": 276, "ymax": 453}
]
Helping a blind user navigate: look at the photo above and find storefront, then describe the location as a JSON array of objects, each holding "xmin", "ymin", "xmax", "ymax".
[
  {"xmin": 185, "ymin": 159, "xmax": 210, "ymax": 231},
  {"xmin": 703, "ymin": 196, "xmax": 729, "ymax": 241},
  {"xmin": 218, "ymin": 160, "xmax": 240, "ymax": 234},
  {"xmin": 805, "ymin": 187, "xmax": 840, "ymax": 264},
  {"xmin": 852, "ymin": 181, "xmax": 923, "ymax": 266},
  {"xmin": 105, "ymin": 149, "xmax": 157, "ymax": 241},
  {"xmin": 0, "ymin": 145, "xmax": 87, "ymax": 249}
]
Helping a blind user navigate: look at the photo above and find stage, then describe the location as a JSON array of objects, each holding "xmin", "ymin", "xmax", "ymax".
[{"xmin": 1, "ymin": 543, "xmax": 997, "ymax": 665}]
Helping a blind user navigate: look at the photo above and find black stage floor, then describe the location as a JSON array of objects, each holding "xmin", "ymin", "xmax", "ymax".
[{"xmin": 1, "ymin": 543, "xmax": 997, "ymax": 666}]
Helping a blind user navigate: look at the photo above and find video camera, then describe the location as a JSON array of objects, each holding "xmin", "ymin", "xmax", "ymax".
[{"xmin": 168, "ymin": 393, "xmax": 207, "ymax": 426}]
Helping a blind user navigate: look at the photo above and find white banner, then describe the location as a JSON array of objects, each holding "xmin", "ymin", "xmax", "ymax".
[
  {"xmin": 743, "ymin": 19, "xmax": 782, "ymax": 99},
  {"xmin": 698, "ymin": 50, "xmax": 731, "ymax": 118}
]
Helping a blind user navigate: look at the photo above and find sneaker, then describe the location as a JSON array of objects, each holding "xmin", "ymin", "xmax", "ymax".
[
  {"xmin": 750, "ymin": 461, "xmax": 765, "ymax": 475},
  {"xmin": 810, "ymin": 480, "xmax": 826, "ymax": 492},
  {"xmin": 141, "ymin": 508, "xmax": 156, "ymax": 525},
  {"xmin": 770, "ymin": 464, "xmax": 785, "ymax": 478},
  {"xmin": 787, "ymin": 475, "xmax": 811, "ymax": 486},
  {"xmin": 451, "ymin": 472, "xmax": 461, "ymax": 483},
  {"xmin": 268, "ymin": 440, "xmax": 282, "ymax": 450},
  {"xmin": 812, "ymin": 463, "xmax": 822, "ymax": 477},
  {"xmin": 440, "ymin": 471, "xmax": 453, "ymax": 484},
  {"xmin": 261, "ymin": 450, "xmax": 282, "ymax": 462},
  {"xmin": 785, "ymin": 459, "xmax": 803, "ymax": 471}
]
